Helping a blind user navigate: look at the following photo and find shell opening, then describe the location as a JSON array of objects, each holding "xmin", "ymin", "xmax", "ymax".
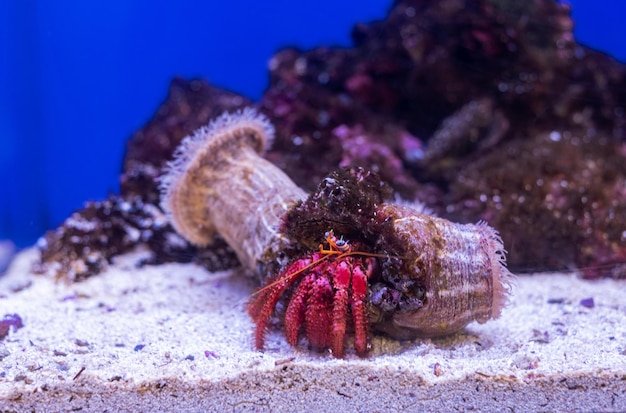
[
  {"xmin": 158, "ymin": 108, "xmax": 275, "ymax": 245},
  {"xmin": 477, "ymin": 221, "xmax": 514, "ymax": 318}
]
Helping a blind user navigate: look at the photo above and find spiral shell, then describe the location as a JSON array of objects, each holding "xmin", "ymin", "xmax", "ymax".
[{"xmin": 370, "ymin": 204, "xmax": 512, "ymax": 339}]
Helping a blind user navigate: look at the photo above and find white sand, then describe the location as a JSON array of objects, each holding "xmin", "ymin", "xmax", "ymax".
[{"xmin": 0, "ymin": 247, "xmax": 625, "ymax": 412}]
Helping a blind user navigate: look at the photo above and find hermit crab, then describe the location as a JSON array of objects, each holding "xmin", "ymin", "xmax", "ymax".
[
  {"xmin": 248, "ymin": 230, "xmax": 378, "ymax": 357},
  {"xmin": 160, "ymin": 108, "xmax": 513, "ymax": 357}
]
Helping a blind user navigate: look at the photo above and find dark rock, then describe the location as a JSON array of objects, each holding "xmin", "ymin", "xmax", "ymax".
[
  {"xmin": 260, "ymin": 0, "xmax": 626, "ymax": 278},
  {"xmin": 37, "ymin": 0, "xmax": 626, "ymax": 279}
]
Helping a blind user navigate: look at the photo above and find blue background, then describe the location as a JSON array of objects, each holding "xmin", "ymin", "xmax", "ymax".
[{"xmin": 1, "ymin": 1, "xmax": 624, "ymax": 247}]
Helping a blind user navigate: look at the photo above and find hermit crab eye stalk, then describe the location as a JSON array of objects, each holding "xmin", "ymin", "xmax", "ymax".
[
  {"xmin": 321, "ymin": 230, "xmax": 351, "ymax": 253},
  {"xmin": 334, "ymin": 237, "xmax": 349, "ymax": 252},
  {"xmin": 161, "ymin": 107, "xmax": 514, "ymax": 358}
]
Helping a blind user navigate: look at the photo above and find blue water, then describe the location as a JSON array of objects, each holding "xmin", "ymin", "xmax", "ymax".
[{"xmin": 1, "ymin": 1, "xmax": 625, "ymax": 247}]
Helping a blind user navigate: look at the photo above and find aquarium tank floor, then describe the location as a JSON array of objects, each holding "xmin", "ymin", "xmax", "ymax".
[{"xmin": 0, "ymin": 248, "xmax": 624, "ymax": 412}]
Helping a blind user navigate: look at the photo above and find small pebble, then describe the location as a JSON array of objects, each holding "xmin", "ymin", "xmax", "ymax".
[{"xmin": 579, "ymin": 297, "xmax": 594, "ymax": 308}]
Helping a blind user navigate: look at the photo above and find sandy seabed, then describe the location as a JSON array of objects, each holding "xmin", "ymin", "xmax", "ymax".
[{"xmin": 0, "ymin": 248, "xmax": 625, "ymax": 412}]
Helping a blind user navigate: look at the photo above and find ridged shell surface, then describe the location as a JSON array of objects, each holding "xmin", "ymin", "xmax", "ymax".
[{"xmin": 374, "ymin": 204, "xmax": 512, "ymax": 339}]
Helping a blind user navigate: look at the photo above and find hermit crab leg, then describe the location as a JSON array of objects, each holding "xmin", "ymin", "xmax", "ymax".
[
  {"xmin": 330, "ymin": 260, "xmax": 351, "ymax": 357},
  {"xmin": 304, "ymin": 275, "xmax": 334, "ymax": 349},
  {"xmin": 284, "ymin": 271, "xmax": 317, "ymax": 346},
  {"xmin": 350, "ymin": 261, "xmax": 372, "ymax": 356},
  {"xmin": 250, "ymin": 258, "xmax": 313, "ymax": 350}
]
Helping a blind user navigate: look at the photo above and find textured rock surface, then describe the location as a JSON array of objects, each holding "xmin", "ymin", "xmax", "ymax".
[
  {"xmin": 37, "ymin": 0, "xmax": 626, "ymax": 281},
  {"xmin": 1, "ymin": 249, "xmax": 625, "ymax": 412},
  {"xmin": 260, "ymin": 0, "xmax": 626, "ymax": 275}
]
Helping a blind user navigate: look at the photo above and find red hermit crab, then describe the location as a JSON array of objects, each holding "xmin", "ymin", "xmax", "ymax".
[
  {"xmin": 248, "ymin": 230, "xmax": 379, "ymax": 357},
  {"xmin": 160, "ymin": 108, "xmax": 513, "ymax": 357}
]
